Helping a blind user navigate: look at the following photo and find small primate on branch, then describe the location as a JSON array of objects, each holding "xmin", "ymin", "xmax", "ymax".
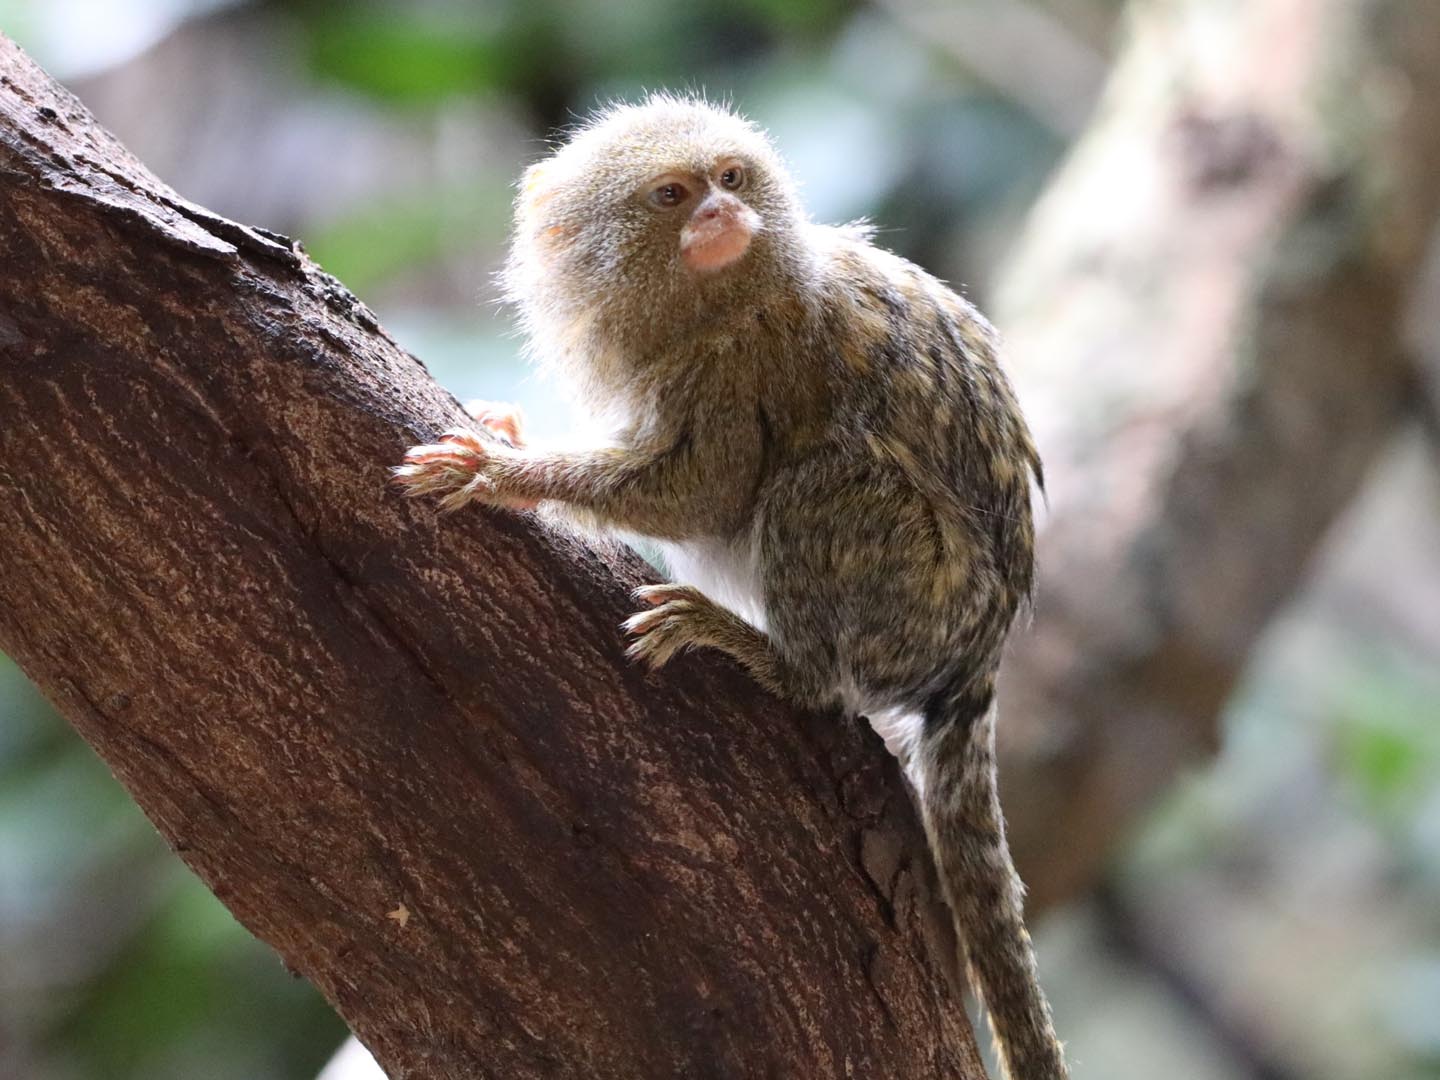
[{"xmin": 396, "ymin": 95, "xmax": 1065, "ymax": 1080}]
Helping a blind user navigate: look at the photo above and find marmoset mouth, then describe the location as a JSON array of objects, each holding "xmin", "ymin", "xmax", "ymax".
[{"xmin": 681, "ymin": 209, "xmax": 759, "ymax": 272}]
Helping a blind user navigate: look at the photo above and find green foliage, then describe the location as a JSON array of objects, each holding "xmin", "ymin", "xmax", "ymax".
[
  {"xmin": 290, "ymin": 0, "xmax": 856, "ymax": 109},
  {"xmin": 1333, "ymin": 660, "xmax": 1440, "ymax": 820},
  {"xmin": 733, "ymin": 0, "xmax": 850, "ymax": 34},
  {"xmin": 304, "ymin": 184, "xmax": 509, "ymax": 292},
  {"xmin": 300, "ymin": 7, "xmax": 526, "ymax": 102},
  {"xmin": 54, "ymin": 878, "xmax": 346, "ymax": 1080}
]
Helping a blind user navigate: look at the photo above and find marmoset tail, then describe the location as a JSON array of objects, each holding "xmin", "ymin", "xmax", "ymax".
[{"xmin": 396, "ymin": 94, "xmax": 1066, "ymax": 1080}]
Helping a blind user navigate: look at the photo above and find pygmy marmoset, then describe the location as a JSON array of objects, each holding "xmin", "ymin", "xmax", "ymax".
[{"xmin": 395, "ymin": 94, "xmax": 1066, "ymax": 1080}]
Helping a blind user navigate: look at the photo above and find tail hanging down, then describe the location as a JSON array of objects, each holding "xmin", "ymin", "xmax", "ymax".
[{"xmin": 914, "ymin": 689, "xmax": 1068, "ymax": 1080}]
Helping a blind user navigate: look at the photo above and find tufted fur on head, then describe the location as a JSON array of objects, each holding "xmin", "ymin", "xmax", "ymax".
[{"xmin": 501, "ymin": 94, "xmax": 816, "ymax": 419}]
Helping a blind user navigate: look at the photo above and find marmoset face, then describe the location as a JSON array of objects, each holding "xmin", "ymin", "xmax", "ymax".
[
  {"xmin": 511, "ymin": 95, "xmax": 803, "ymax": 292},
  {"xmin": 641, "ymin": 158, "xmax": 762, "ymax": 273}
]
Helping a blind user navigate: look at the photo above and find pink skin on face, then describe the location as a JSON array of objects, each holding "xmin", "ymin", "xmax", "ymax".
[{"xmin": 681, "ymin": 194, "xmax": 760, "ymax": 273}]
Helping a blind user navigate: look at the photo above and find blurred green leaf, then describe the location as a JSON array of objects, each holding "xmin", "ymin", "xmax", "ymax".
[
  {"xmin": 52, "ymin": 869, "xmax": 344, "ymax": 1080},
  {"xmin": 1333, "ymin": 661, "xmax": 1440, "ymax": 817},
  {"xmin": 301, "ymin": 9, "xmax": 511, "ymax": 102},
  {"xmin": 303, "ymin": 184, "xmax": 508, "ymax": 292},
  {"xmin": 733, "ymin": 0, "xmax": 851, "ymax": 34},
  {"xmin": 1345, "ymin": 723, "xmax": 1424, "ymax": 800}
]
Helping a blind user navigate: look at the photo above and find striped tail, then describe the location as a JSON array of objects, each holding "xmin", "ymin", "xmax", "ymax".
[{"xmin": 915, "ymin": 689, "xmax": 1068, "ymax": 1080}]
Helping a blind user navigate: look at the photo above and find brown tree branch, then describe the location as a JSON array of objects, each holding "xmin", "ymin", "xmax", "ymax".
[
  {"xmin": 995, "ymin": 0, "xmax": 1440, "ymax": 909},
  {"xmin": 0, "ymin": 34, "xmax": 984, "ymax": 1080}
]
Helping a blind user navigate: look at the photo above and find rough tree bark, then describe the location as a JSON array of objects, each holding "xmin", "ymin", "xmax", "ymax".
[
  {"xmin": 995, "ymin": 0, "xmax": 1440, "ymax": 910},
  {"xmin": 0, "ymin": 34, "xmax": 984, "ymax": 1080},
  {"xmin": 7, "ymin": 0, "xmax": 1440, "ymax": 1072}
]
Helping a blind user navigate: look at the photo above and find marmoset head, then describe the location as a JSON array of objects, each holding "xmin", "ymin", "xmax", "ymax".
[{"xmin": 503, "ymin": 95, "xmax": 809, "ymax": 366}]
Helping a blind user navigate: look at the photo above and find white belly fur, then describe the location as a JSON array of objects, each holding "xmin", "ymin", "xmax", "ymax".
[
  {"xmin": 657, "ymin": 533, "xmax": 926, "ymax": 776},
  {"xmin": 656, "ymin": 534, "xmax": 768, "ymax": 632}
]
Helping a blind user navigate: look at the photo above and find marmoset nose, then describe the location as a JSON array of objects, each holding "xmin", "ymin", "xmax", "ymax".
[{"xmin": 694, "ymin": 193, "xmax": 738, "ymax": 222}]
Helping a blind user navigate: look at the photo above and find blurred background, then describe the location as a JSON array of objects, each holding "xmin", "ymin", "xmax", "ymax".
[{"xmin": 1, "ymin": 0, "xmax": 1437, "ymax": 1078}]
